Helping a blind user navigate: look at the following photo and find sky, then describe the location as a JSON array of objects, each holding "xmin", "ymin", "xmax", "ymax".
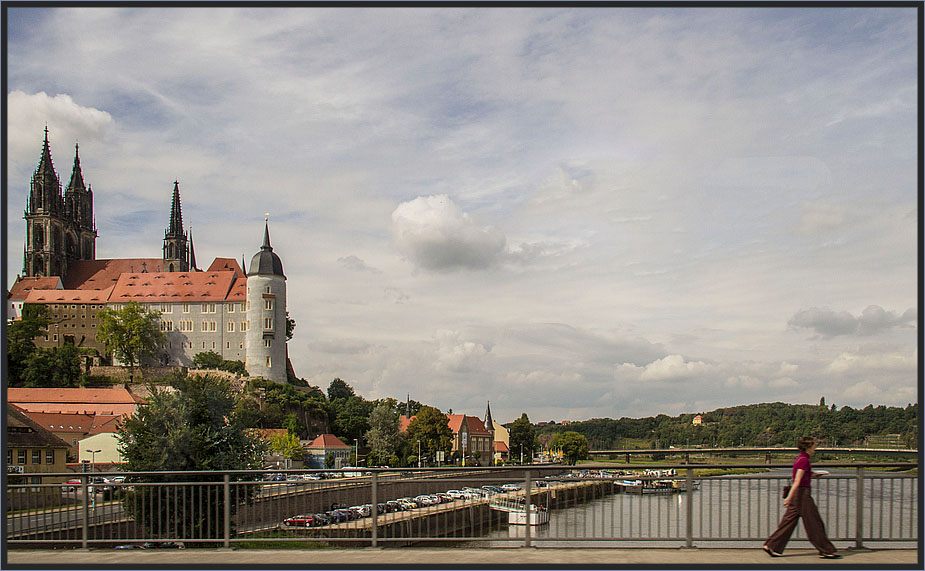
[{"xmin": 4, "ymin": 7, "xmax": 919, "ymax": 424}]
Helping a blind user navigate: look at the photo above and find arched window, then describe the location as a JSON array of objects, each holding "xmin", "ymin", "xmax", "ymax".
[{"xmin": 33, "ymin": 226, "xmax": 44, "ymax": 250}]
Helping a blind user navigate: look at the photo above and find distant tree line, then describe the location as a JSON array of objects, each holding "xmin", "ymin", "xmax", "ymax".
[{"xmin": 535, "ymin": 402, "xmax": 918, "ymax": 450}]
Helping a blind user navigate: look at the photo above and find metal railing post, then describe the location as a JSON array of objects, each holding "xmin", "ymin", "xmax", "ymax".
[
  {"xmin": 524, "ymin": 469, "xmax": 532, "ymax": 547},
  {"xmin": 855, "ymin": 467, "xmax": 864, "ymax": 550},
  {"xmin": 81, "ymin": 474, "xmax": 89, "ymax": 549},
  {"xmin": 223, "ymin": 474, "xmax": 231, "ymax": 548},
  {"xmin": 684, "ymin": 467, "xmax": 694, "ymax": 548},
  {"xmin": 371, "ymin": 471, "xmax": 378, "ymax": 547}
]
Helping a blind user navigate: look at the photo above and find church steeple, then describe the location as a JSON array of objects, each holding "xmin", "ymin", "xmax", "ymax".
[
  {"xmin": 163, "ymin": 181, "xmax": 189, "ymax": 272},
  {"xmin": 66, "ymin": 143, "xmax": 86, "ymax": 192},
  {"xmin": 168, "ymin": 181, "xmax": 184, "ymax": 236},
  {"xmin": 189, "ymin": 226, "xmax": 198, "ymax": 271},
  {"xmin": 484, "ymin": 401, "xmax": 494, "ymax": 431}
]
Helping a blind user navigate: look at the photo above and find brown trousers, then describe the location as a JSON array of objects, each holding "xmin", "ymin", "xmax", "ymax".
[{"xmin": 766, "ymin": 486, "xmax": 836, "ymax": 555}]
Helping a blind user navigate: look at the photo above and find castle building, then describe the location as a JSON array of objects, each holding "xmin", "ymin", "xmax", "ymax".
[{"xmin": 10, "ymin": 130, "xmax": 290, "ymax": 384}]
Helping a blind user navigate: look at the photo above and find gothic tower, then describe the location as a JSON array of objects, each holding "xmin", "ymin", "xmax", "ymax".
[
  {"xmin": 23, "ymin": 129, "xmax": 96, "ymax": 278},
  {"xmin": 245, "ymin": 222, "xmax": 288, "ymax": 383},
  {"xmin": 163, "ymin": 181, "xmax": 190, "ymax": 272}
]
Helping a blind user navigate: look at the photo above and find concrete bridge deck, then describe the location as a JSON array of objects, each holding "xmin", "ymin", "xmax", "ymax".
[{"xmin": 5, "ymin": 547, "xmax": 919, "ymax": 567}]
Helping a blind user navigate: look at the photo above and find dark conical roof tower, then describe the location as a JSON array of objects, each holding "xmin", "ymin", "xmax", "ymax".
[
  {"xmin": 484, "ymin": 401, "xmax": 494, "ymax": 431},
  {"xmin": 66, "ymin": 143, "xmax": 86, "ymax": 192},
  {"xmin": 163, "ymin": 181, "xmax": 189, "ymax": 272},
  {"xmin": 168, "ymin": 181, "xmax": 184, "ymax": 236}
]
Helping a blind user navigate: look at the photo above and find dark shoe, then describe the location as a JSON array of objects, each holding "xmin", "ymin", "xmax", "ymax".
[
  {"xmin": 819, "ymin": 553, "xmax": 841, "ymax": 559},
  {"xmin": 763, "ymin": 545, "xmax": 782, "ymax": 557}
]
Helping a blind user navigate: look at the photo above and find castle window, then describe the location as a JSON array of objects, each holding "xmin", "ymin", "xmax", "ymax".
[
  {"xmin": 265, "ymin": 286, "xmax": 271, "ymax": 294},
  {"xmin": 240, "ymin": 303, "xmax": 246, "ymax": 312},
  {"xmin": 227, "ymin": 322, "xmax": 235, "ymax": 332},
  {"xmin": 228, "ymin": 304, "xmax": 235, "ymax": 313},
  {"xmin": 241, "ymin": 320, "xmax": 248, "ymax": 331},
  {"xmin": 161, "ymin": 303, "xmax": 171, "ymax": 313},
  {"xmin": 266, "ymin": 356, "xmax": 271, "ymax": 367},
  {"xmin": 204, "ymin": 303, "xmax": 216, "ymax": 313},
  {"xmin": 265, "ymin": 299, "xmax": 273, "ymax": 311},
  {"xmin": 264, "ymin": 339, "xmax": 272, "ymax": 348},
  {"xmin": 264, "ymin": 318, "xmax": 273, "ymax": 330},
  {"xmin": 239, "ymin": 342, "xmax": 244, "ymax": 349},
  {"xmin": 182, "ymin": 303, "xmax": 190, "ymax": 313}
]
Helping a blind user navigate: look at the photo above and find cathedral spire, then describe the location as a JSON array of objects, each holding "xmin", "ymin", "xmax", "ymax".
[
  {"xmin": 167, "ymin": 181, "xmax": 184, "ymax": 236},
  {"xmin": 163, "ymin": 181, "xmax": 189, "ymax": 272},
  {"xmin": 66, "ymin": 142, "xmax": 86, "ymax": 192},
  {"xmin": 189, "ymin": 226, "xmax": 198, "ymax": 271},
  {"xmin": 484, "ymin": 400, "xmax": 494, "ymax": 431}
]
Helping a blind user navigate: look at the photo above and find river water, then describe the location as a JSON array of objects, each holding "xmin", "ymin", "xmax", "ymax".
[{"xmin": 460, "ymin": 469, "xmax": 918, "ymax": 548}]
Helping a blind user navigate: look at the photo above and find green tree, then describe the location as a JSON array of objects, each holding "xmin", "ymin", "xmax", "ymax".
[
  {"xmin": 192, "ymin": 350, "xmax": 224, "ymax": 369},
  {"xmin": 327, "ymin": 377, "xmax": 355, "ymax": 401},
  {"xmin": 552, "ymin": 431, "xmax": 589, "ymax": 465},
  {"xmin": 20, "ymin": 344, "xmax": 83, "ymax": 387},
  {"xmin": 406, "ymin": 406, "xmax": 452, "ymax": 465},
  {"xmin": 117, "ymin": 374, "xmax": 266, "ymax": 540},
  {"xmin": 269, "ymin": 431, "xmax": 305, "ymax": 462},
  {"xmin": 97, "ymin": 301, "xmax": 165, "ymax": 378},
  {"xmin": 509, "ymin": 413, "xmax": 537, "ymax": 464},
  {"xmin": 6, "ymin": 304, "xmax": 51, "ymax": 385},
  {"xmin": 365, "ymin": 402, "xmax": 403, "ymax": 466},
  {"xmin": 285, "ymin": 313, "xmax": 296, "ymax": 341},
  {"xmin": 331, "ymin": 396, "xmax": 373, "ymax": 442}
]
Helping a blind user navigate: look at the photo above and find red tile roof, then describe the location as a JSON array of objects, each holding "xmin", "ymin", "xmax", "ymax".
[
  {"xmin": 306, "ymin": 434, "xmax": 350, "ymax": 449},
  {"xmin": 494, "ymin": 441, "xmax": 509, "ymax": 453},
  {"xmin": 63, "ymin": 259, "xmax": 165, "ymax": 290},
  {"xmin": 7, "ymin": 388, "xmax": 142, "ymax": 416},
  {"xmin": 19, "ymin": 411, "xmax": 124, "ymax": 435},
  {"xmin": 207, "ymin": 258, "xmax": 246, "ymax": 279},
  {"xmin": 399, "ymin": 414, "xmax": 491, "ymax": 435},
  {"xmin": 24, "ymin": 287, "xmax": 114, "ymax": 304},
  {"xmin": 8, "ymin": 276, "xmax": 63, "ymax": 300},
  {"xmin": 7, "ymin": 405, "xmax": 71, "ymax": 449},
  {"xmin": 109, "ymin": 270, "xmax": 240, "ymax": 303}
]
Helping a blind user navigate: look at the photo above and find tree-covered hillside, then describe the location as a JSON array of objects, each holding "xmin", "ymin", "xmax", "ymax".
[{"xmin": 535, "ymin": 402, "xmax": 918, "ymax": 449}]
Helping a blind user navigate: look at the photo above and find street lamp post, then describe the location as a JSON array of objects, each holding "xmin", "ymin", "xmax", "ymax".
[
  {"xmin": 417, "ymin": 440, "xmax": 422, "ymax": 468},
  {"xmin": 86, "ymin": 449, "xmax": 101, "ymax": 472}
]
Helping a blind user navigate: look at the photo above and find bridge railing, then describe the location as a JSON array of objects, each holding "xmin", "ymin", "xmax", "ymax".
[{"xmin": 5, "ymin": 463, "xmax": 918, "ymax": 549}]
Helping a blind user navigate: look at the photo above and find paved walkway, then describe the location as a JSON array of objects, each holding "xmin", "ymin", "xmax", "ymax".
[{"xmin": 5, "ymin": 547, "xmax": 919, "ymax": 567}]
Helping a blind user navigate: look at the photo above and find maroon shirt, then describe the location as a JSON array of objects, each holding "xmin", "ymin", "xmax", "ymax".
[{"xmin": 793, "ymin": 451, "xmax": 812, "ymax": 488}]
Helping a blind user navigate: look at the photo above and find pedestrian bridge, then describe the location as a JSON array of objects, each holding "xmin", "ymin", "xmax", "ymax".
[{"xmin": 6, "ymin": 463, "xmax": 918, "ymax": 551}]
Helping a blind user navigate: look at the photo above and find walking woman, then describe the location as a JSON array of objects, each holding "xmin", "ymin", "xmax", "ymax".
[{"xmin": 764, "ymin": 436, "xmax": 840, "ymax": 559}]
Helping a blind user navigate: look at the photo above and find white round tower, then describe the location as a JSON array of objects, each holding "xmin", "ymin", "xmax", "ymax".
[{"xmin": 245, "ymin": 222, "xmax": 287, "ymax": 383}]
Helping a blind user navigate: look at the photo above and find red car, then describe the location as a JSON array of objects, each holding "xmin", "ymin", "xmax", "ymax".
[
  {"xmin": 281, "ymin": 514, "xmax": 317, "ymax": 527},
  {"xmin": 61, "ymin": 479, "xmax": 84, "ymax": 493}
]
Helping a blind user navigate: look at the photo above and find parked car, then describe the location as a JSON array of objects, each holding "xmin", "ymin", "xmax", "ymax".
[
  {"xmin": 281, "ymin": 514, "xmax": 317, "ymax": 527},
  {"xmin": 61, "ymin": 479, "xmax": 84, "ymax": 493},
  {"xmin": 445, "ymin": 489, "xmax": 466, "ymax": 499},
  {"xmin": 481, "ymin": 485, "xmax": 504, "ymax": 494},
  {"xmin": 385, "ymin": 500, "xmax": 403, "ymax": 512},
  {"xmin": 325, "ymin": 510, "xmax": 348, "ymax": 524},
  {"xmin": 285, "ymin": 475, "xmax": 302, "ymax": 485},
  {"xmin": 302, "ymin": 473, "xmax": 322, "ymax": 480},
  {"xmin": 501, "ymin": 483, "xmax": 522, "ymax": 491},
  {"xmin": 313, "ymin": 513, "xmax": 332, "ymax": 525},
  {"xmin": 435, "ymin": 493, "xmax": 454, "ymax": 503}
]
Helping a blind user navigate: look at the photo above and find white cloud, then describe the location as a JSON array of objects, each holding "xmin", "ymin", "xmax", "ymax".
[
  {"xmin": 391, "ymin": 195, "xmax": 506, "ymax": 271},
  {"xmin": 433, "ymin": 329, "xmax": 491, "ymax": 373},
  {"xmin": 618, "ymin": 354, "xmax": 714, "ymax": 383},
  {"xmin": 825, "ymin": 348, "xmax": 916, "ymax": 374}
]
